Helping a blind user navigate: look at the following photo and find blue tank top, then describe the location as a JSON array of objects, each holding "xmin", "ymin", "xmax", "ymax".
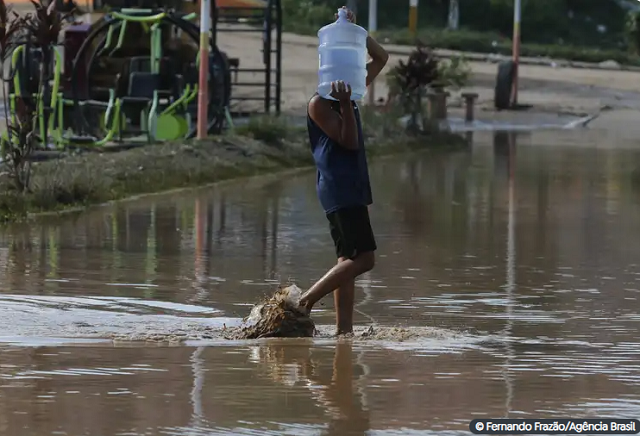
[{"xmin": 307, "ymin": 96, "xmax": 373, "ymax": 214}]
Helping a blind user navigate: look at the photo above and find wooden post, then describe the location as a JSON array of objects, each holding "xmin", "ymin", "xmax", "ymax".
[
  {"xmin": 462, "ymin": 92, "xmax": 479, "ymax": 122},
  {"xmin": 196, "ymin": 0, "xmax": 211, "ymax": 139},
  {"xmin": 423, "ymin": 89, "xmax": 449, "ymax": 132},
  {"xmin": 427, "ymin": 90, "xmax": 449, "ymax": 120}
]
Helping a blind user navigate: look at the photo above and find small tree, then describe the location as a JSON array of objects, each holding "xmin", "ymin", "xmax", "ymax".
[
  {"xmin": 385, "ymin": 42, "xmax": 439, "ymax": 131},
  {"xmin": 0, "ymin": 0, "xmax": 34, "ymax": 192},
  {"xmin": 0, "ymin": 0, "xmax": 70, "ymax": 193}
]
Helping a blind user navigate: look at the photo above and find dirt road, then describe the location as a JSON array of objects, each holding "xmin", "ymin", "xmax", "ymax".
[{"xmin": 217, "ymin": 30, "xmax": 640, "ymax": 136}]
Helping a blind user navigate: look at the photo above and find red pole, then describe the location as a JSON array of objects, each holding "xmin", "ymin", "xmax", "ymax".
[{"xmin": 197, "ymin": 0, "xmax": 211, "ymax": 139}]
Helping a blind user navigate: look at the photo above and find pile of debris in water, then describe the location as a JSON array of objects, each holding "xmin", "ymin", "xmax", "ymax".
[{"xmin": 231, "ymin": 285, "xmax": 316, "ymax": 339}]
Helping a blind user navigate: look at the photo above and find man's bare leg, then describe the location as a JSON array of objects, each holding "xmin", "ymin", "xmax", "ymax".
[
  {"xmin": 334, "ymin": 257, "xmax": 355, "ymax": 335},
  {"xmin": 299, "ymin": 251, "xmax": 374, "ymax": 315}
]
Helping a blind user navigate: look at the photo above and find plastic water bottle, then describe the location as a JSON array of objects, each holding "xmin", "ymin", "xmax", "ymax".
[{"xmin": 317, "ymin": 8, "xmax": 368, "ymax": 101}]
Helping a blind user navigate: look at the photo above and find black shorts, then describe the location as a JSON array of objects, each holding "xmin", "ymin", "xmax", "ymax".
[{"xmin": 326, "ymin": 206, "xmax": 377, "ymax": 260}]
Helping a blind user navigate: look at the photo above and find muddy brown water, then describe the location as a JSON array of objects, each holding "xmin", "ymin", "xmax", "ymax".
[{"xmin": 1, "ymin": 130, "xmax": 640, "ymax": 434}]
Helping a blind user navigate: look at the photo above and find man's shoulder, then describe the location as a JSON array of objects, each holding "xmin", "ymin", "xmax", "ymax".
[
  {"xmin": 308, "ymin": 94, "xmax": 328, "ymax": 109},
  {"xmin": 308, "ymin": 95, "xmax": 336, "ymax": 125}
]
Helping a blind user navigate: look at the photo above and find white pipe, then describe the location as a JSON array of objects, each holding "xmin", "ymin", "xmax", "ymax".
[
  {"xmin": 367, "ymin": 0, "xmax": 377, "ymax": 106},
  {"xmin": 368, "ymin": 0, "xmax": 377, "ymax": 32},
  {"xmin": 514, "ymin": 0, "xmax": 521, "ymax": 27}
]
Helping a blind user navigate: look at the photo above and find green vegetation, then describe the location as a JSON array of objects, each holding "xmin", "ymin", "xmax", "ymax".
[
  {"xmin": 625, "ymin": 10, "xmax": 640, "ymax": 56},
  {"xmin": 281, "ymin": 0, "xmax": 335, "ymax": 36},
  {"xmin": 282, "ymin": 0, "xmax": 640, "ymax": 66},
  {"xmin": 0, "ymin": 112, "xmax": 468, "ymax": 223},
  {"xmin": 0, "ymin": 3, "xmax": 467, "ymax": 225},
  {"xmin": 376, "ymin": 28, "xmax": 640, "ymax": 66}
]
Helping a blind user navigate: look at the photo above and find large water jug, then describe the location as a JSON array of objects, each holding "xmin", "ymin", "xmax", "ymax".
[{"xmin": 317, "ymin": 8, "xmax": 368, "ymax": 101}]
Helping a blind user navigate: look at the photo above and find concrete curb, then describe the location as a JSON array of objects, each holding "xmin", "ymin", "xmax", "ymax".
[{"xmin": 411, "ymin": 49, "xmax": 640, "ymax": 73}]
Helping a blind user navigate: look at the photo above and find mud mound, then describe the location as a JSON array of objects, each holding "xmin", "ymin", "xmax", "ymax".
[{"xmin": 232, "ymin": 285, "xmax": 316, "ymax": 339}]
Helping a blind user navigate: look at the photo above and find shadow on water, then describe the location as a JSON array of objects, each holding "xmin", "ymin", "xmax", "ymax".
[{"xmin": 1, "ymin": 130, "xmax": 640, "ymax": 432}]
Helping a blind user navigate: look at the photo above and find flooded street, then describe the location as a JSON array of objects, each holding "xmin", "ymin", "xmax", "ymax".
[{"xmin": 1, "ymin": 130, "xmax": 640, "ymax": 434}]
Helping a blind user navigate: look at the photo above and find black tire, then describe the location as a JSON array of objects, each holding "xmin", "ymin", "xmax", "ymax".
[{"xmin": 494, "ymin": 60, "xmax": 515, "ymax": 110}]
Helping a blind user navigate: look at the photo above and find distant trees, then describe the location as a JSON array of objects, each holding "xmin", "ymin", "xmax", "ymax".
[{"xmin": 283, "ymin": 0, "xmax": 630, "ymax": 50}]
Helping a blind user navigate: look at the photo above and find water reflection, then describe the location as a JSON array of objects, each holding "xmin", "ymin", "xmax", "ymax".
[
  {"xmin": 497, "ymin": 130, "xmax": 517, "ymax": 419},
  {"xmin": 0, "ymin": 133, "xmax": 640, "ymax": 431},
  {"xmin": 189, "ymin": 347, "xmax": 206, "ymax": 428},
  {"xmin": 250, "ymin": 341, "xmax": 371, "ymax": 436},
  {"xmin": 0, "ymin": 136, "xmax": 639, "ymax": 326},
  {"xmin": 2, "ymin": 339, "xmax": 638, "ymax": 435}
]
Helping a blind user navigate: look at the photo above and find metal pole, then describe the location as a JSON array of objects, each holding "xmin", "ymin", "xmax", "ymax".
[
  {"xmin": 275, "ymin": 0, "xmax": 282, "ymax": 113},
  {"xmin": 367, "ymin": 0, "xmax": 377, "ymax": 44},
  {"xmin": 367, "ymin": 0, "xmax": 377, "ymax": 106},
  {"xmin": 264, "ymin": 1, "xmax": 273, "ymax": 113},
  {"xmin": 197, "ymin": 0, "xmax": 211, "ymax": 139},
  {"xmin": 511, "ymin": 0, "xmax": 521, "ymax": 107}
]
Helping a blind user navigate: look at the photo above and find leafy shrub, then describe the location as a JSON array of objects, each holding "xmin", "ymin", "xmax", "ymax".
[
  {"xmin": 386, "ymin": 43, "xmax": 440, "ymax": 95},
  {"xmin": 376, "ymin": 27, "xmax": 640, "ymax": 66},
  {"xmin": 437, "ymin": 55, "xmax": 471, "ymax": 90},
  {"xmin": 385, "ymin": 42, "xmax": 470, "ymax": 95}
]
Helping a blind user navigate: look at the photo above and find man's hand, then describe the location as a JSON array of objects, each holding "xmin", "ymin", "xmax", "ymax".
[
  {"xmin": 329, "ymin": 80, "xmax": 352, "ymax": 103},
  {"xmin": 335, "ymin": 5, "xmax": 356, "ymax": 23}
]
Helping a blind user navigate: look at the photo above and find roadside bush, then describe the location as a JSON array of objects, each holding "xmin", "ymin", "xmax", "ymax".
[
  {"xmin": 376, "ymin": 27, "xmax": 640, "ymax": 66},
  {"xmin": 287, "ymin": 17, "xmax": 640, "ymax": 66}
]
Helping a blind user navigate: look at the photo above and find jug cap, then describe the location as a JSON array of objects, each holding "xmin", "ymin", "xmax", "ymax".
[
  {"xmin": 317, "ymin": 7, "xmax": 368, "ymax": 37},
  {"xmin": 336, "ymin": 7, "xmax": 348, "ymax": 23}
]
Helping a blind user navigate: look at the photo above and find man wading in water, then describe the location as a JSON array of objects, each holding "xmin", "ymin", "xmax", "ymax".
[{"xmin": 298, "ymin": 6, "xmax": 389, "ymax": 335}]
